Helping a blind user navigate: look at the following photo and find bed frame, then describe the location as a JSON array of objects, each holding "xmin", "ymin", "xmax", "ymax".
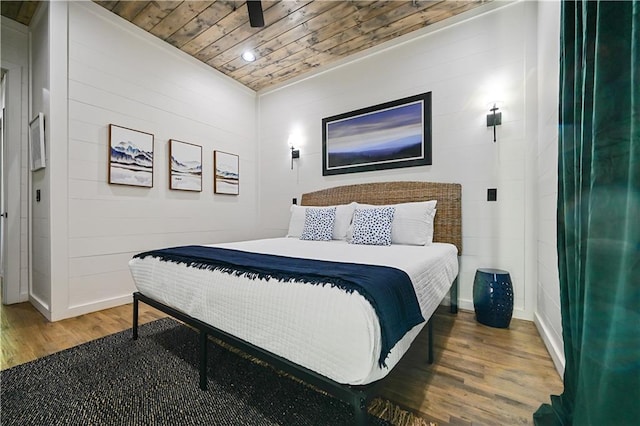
[{"xmin": 133, "ymin": 181, "xmax": 462, "ymax": 425}]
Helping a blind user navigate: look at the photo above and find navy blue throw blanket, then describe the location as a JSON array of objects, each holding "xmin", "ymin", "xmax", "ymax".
[{"xmin": 134, "ymin": 245, "xmax": 425, "ymax": 367}]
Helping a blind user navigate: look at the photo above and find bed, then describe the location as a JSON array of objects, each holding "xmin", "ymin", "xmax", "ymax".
[{"xmin": 129, "ymin": 181, "xmax": 462, "ymax": 425}]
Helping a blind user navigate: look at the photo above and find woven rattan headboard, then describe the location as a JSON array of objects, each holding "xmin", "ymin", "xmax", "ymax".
[{"xmin": 300, "ymin": 181, "xmax": 462, "ymax": 254}]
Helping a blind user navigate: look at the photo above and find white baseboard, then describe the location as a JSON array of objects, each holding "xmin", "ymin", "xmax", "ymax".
[
  {"xmin": 534, "ymin": 312, "xmax": 565, "ymax": 377},
  {"xmin": 458, "ymin": 298, "xmax": 474, "ymax": 312},
  {"xmin": 49, "ymin": 294, "xmax": 133, "ymax": 322},
  {"xmin": 29, "ymin": 294, "xmax": 52, "ymax": 321}
]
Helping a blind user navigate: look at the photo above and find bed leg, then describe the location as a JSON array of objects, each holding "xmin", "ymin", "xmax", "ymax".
[
  {"xmin": 450, "ymin": 276, "xmax": 459, "ymax": 314},
  {"xmin": 352, "ymin": 392, "xmax": 368, "ymax": 426},
  {"xmin": 132, "ymin": 293, "xmax": 139, "ymax": 340},
  {"xmin": 428, "ymin": 319, "xmax": 434, "ymax": 364},
  {"xmin": 199, "ymin": 330, "xmax": 208, "ymax": 391}
]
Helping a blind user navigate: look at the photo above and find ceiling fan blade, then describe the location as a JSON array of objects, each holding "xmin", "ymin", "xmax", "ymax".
[{"xmin": 247, "ymin": 1, "xmax": 264, "ymax": 28}]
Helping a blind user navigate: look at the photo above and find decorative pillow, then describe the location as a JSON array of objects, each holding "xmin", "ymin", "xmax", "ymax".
[
  {"xmin": 287, "ymin": 203, "xmax": 356, "ymax": 240},
  {"xmin": 300, "ymin": 207, "xmax": 336, "ymax": 241},
  {"xmin": 352, "ymin": 201, "xmax": 437, "ymax": 245},
  {"xmin": 349, "ymin": 207, "xmax": 395, "ymax": 246}
]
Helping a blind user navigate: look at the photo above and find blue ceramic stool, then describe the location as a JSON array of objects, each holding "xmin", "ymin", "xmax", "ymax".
[{"xmin": 473, "ymin": 268, "xmax": 513, "ymax": 328}]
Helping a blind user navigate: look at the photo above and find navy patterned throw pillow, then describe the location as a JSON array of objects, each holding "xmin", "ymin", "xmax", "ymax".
[
  {"xmin": 350, "ymin": 206, "xmax": 395, "ymax": 246},
  {"xmin": 300, "ymin": 207, "xmax": 336, "ymax": 241}
]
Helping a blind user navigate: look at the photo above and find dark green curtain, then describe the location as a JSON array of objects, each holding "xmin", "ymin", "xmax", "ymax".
[{"xmin": 534, "ymin": 1, "xmax": 640, "ymax": 425}]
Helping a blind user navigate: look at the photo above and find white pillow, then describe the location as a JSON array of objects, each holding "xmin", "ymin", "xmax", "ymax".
[
  {"xmin": 300, "ymin": 207, "xmax": 336, "ymax": 241},
  {"xmin": 349, "ymin": 206, "xmax": 395, "ymax": 246},
  {"xmin": 350, "ymin": 200, "xmax": 437, "ymax": 245},
  {"xmin": 287, "ymin": 203, "xmax": 356, "ymax": 240},
  {"xmin": 286, "ymin": 205, "xmax": 306, "ymax": 238}
]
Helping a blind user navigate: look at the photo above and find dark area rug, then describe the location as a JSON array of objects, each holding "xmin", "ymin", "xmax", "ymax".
[{"xmin": 1, "ymin": 318, "xmax": 431, "ymax": 425}]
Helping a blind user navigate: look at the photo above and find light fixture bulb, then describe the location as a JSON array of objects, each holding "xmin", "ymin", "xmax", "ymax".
[{"xmin": 242, "ymin": 51, "xmax": 256, "ymax": 62}]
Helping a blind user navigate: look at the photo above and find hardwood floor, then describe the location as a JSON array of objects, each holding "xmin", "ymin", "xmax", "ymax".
[
  {"xmin": 0, "ymin": 302, "xmax": 562, "ymax": 425},
  {"xmin": 377, "ymin": 308, "xmax": 563, "ymax": 425},
  {"xmin": 0, "ymin": 300, "xmax": 165, "ymax": 369}
]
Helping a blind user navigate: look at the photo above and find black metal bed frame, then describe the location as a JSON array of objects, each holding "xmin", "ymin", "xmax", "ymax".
[{"xmin": 132, "ymin": 278, "xmax": 458, "ymax": 425}]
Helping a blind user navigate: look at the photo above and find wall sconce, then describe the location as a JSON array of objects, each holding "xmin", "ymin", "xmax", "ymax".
[
  {"xmin": 486, "ymin": 103, "xmax": 502, "ymax": 142},
  {"xmin": 290, "ymin": 146, "xmax": 299, "ymax": 169}
]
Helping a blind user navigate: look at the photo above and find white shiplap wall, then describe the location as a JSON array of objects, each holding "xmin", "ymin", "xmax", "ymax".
[
  {"xmin": 535, "ymin": 0, "xmax": 564, "ymax": 375},
  {"xmin": 256, "ymin": 1, "xmax": 540, "ymax": 320},
  {"xmin": 29, "ymin": 3, "xmax": 52, "ymax": 312},
  {"xmin": 56, "ymin": 2, "xmax": 258, "ymax": 318}
]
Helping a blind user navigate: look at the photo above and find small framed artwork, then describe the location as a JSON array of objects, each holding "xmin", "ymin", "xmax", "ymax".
[
  {"xmin": 29, "ymin": 112, "xmax": 46, "ymax": 171},
  {"xmin": 169, "ymin": 139, "xmax": 202, "ymax": 191},
  {"xmin": 322, "ymin": 92, "xmax": 432, "ymax": 176},
  {"xmin": 214, "ymin": 151, "xmax": 239, "ymax": 195},
  {"xmin": 108, "ymin": 124, "xmax": 154, "ymax": 188}
]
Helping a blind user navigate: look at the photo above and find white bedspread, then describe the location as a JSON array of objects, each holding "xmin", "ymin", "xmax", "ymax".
[{"xmin": 128, "ymin": 238, "xmax": 458, "ymax": 385}]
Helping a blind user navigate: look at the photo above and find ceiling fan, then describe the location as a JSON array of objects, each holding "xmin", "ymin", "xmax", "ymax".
[{"xmin": 246, "ymin": 0, "xmax": 265, "ymax": 28}]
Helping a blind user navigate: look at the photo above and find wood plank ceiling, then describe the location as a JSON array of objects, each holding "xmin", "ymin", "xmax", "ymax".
[
  {"xmin": 2, "ymin": 1, "xmax": 490, "ymax": 92},
  {"xmin": 0, "ymin": 1, "xmax": 39, "ymax": 25}
]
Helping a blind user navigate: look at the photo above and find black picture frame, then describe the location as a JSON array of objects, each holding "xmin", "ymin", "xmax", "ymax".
[{"xmin": 322, "ymin": 92, "xmax": 432, "ymax": 176}]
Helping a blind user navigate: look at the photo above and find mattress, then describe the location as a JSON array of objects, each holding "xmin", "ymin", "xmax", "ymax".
[{"xmin": 128, "ymin": 237, "xmax": 458, "ymax": 385}]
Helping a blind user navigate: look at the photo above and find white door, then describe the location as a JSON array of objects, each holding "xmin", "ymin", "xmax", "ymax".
[
  {"xmin": 0, "ymin": 72, "xmax": 6, "ymax": 280},
  {"xmin": 1, "ymin": 65, "xmax": 23, "ymax": 304}
]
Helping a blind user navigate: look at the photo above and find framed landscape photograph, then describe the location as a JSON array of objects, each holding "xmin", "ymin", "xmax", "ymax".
[
  {"xmin": 214, "ymin": 151, "xmax": 239, "ymax": 195},
  {"xmin": 29, "ymin": 112, "xmax": 46, "ymax": 171},
  {"xmin": 322, "ymin": 92, "xmax": 432, "ymax": 176},
  {"xmin": 108, "ymin": 124, "xmax": 154, "ymax": 188},
  {"xmin": 169, "ymin": 140, "xmax": 202, "ymax": 192}
]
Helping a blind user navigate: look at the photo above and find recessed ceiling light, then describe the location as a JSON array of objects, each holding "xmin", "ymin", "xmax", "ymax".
[{"xmin": 242, "ymin": 51, "xmax": 256, "ymax": 62}]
